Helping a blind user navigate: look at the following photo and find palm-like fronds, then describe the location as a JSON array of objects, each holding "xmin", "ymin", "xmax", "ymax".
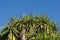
[{"xmin": 0, "ymin": 14, "xmax": 60, "ymax": 40}]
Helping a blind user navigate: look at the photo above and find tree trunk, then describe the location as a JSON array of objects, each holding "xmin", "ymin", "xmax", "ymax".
[{"xmin": 22, "ymin": 29, "xmax": 26, "ymax": 40}]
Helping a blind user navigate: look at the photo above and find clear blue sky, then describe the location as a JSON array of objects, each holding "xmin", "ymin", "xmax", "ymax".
[{"xmin": 0, "ymin": 0, "xmax": 60, "ymax": 29}]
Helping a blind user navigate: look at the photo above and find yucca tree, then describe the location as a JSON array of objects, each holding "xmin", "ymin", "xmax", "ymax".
[{"xmin": 0, "ymin": 14, "xmax": 60, "ymax": 40}]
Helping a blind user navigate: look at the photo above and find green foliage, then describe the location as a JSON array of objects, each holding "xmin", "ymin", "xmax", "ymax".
[{"xmin": 0, "ymin": 14, "xmax": 60, "ymax": 40}]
